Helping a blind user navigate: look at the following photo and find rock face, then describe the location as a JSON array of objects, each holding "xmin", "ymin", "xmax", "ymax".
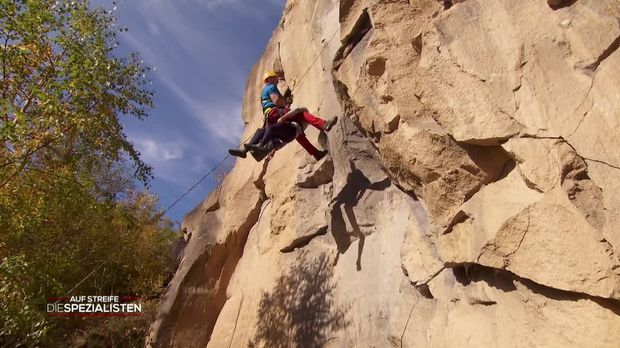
[{"xmin": 148, "ymin": 0, "xmax": 620, "ymax": 347}]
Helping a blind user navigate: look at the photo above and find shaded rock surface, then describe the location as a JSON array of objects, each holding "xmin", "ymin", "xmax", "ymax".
[{"xmin": 148, "ymin": 0, "xmax": 620, "ymax": 347}]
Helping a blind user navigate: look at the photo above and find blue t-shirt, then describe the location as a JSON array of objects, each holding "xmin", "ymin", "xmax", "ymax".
[{"xmin": 260, "ymin": 83, "xmax": 281, "ymax": 111}]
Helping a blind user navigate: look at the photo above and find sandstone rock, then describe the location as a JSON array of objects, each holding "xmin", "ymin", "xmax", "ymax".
[
  {"xmin": 295, "ymin": 155, "xmax": 334, "ymax": 188},
  {"xmin": 423, "ymin": 267, "xmax": 620, "ymax": 348},
  {"xmin": 583, "ymin": 161, "xmax": 620, "ymax": 261},
  {"xmin": 502, "ymin": 138, "xmax": 563, "ymax": 192},
  {"xmin": 202, "ymin": 185, "xmax": 221, "ymax": 213},
  {"xmin": 440, "ymin": 184, "xmax": 620, "ymax": 299},
  {"xmin": 401, "ymin": 213, "xmax": 444, "ymax": 285},
  {"xmin": 150, "ymin": 0, "xmax": 620, "ymax": 346}
]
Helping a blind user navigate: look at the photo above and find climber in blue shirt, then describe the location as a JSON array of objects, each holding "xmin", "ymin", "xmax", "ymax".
[{"xmin": 229, "ymin": 71, "xmax": 337, "ymax": 161}]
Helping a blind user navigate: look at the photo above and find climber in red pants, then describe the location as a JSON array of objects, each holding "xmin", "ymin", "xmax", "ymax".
[
  {"xmin": 230, "ymin": 71, "xmax": 337, "ymax": 160},
  {"xmin": 262, "ymin": 106, "xmax": 334, "ymax": 158},
  {"xmin": 263, "ymin": 71, "xmax": 337, "ymax": 160}
]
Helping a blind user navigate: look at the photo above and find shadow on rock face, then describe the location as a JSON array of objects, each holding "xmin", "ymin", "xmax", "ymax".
[
  {"xmin": 249, "ymin": 251, "xmax": 350, "ymax": 348},
  {"xmin": 330, "ymin": 163, "xmax": 391, "ymax": 270},
  {"xmin": 547, "ymin": 0, "xmax": 577, "ymax": 10}
]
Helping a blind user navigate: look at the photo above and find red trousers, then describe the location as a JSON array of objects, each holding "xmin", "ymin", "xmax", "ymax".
[{"xmin": 267, "ymin": 107, "xmax": 325, "ymax": 156}]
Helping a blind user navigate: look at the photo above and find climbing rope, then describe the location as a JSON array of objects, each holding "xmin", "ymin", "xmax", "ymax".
[
  {"xmin": 160, "ymin": 152, "xmax": 234, "ymax": 215},
  {"xmin": 290, "ymin": 0, "xmax": 321, "ymax": 87},
  {"xmin": 291, "ymin": 28, "xmax": 340, "ymax": 93}
]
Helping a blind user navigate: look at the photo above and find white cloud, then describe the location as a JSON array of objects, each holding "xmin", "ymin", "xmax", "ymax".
[
  {"xmin": 161, "ymin": 77, "xmax": 244, "ymax": 145},
  {"xmin": 122, "ymin": 31, "xmax": 243, "ymax": 152},
  {"xmin": 130, "ymin": 133, "xmax": 204, "ymax": 186},
  {"xmin": 147, "ymin": 20, "xmax": 161, "ymax": 36},
  {"xmin": 193, "ymin": 0, "xmax": 285, "ymax": 21},
  {"xmin": 132, "ymin": 135, "xmax": 185, "ymax": 164},
  {"xmin": 120, "ymin": 2, "xmax": 247, "ymax": 148}
]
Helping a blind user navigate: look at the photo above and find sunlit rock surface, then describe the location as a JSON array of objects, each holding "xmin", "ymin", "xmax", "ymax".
[{"xmin": 148, "ymin": 1, "xmax": 620, "ymax": 347}]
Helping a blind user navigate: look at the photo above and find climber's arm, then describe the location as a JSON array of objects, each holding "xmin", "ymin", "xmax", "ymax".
[{"xmin": 270, "ymin": 91, "xmax": 286, "ymax": 107}]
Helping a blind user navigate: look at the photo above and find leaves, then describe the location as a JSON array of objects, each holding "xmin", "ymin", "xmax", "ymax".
[
  {"xmin": 0, "ymin": 255, "xmax": 56, "ymax": 347},
  {"xmin": 0, "ymin": 1, "xmax": 175, "ymax": 345},
  {"xmin": 1, "ymin": 0, "xmax": 154, "ymax": 185}
]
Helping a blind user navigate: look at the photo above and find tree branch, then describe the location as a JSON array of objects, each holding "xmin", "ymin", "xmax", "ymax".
[
  {"xmin": 0, "ymin": 137, "xmax": 55, "ymax": 169},
  {"xmin": 0, "ymin": 123, "xmax": 75, "ymax": 169},
  {"xmin": 2, "ymin": 36, "xmax": 10, "ymax": 100},
  {"xmin": 0, "ymin": 159, "xmax": 26, "ymax": 190}
]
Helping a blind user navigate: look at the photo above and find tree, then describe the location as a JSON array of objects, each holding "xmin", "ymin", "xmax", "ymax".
[
  {"xmin": 1, "ymin": 0, "xmax": 153, "ymax": 186},
  {"xmin": 0, "ymin": 1, "xmax": 175, "ymax": 346}
]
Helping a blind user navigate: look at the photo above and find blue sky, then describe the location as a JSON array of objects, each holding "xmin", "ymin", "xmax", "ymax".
[{"xmin": 93, "ymin": 0, "xmax": 286, "ymax": 223}]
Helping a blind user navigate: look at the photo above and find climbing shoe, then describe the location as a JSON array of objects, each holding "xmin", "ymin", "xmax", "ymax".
[
  {"xmin": 323, "ymin": 116, "xmax": 338, "ymax": 132},
  {"xmin": 228, "ymin": 149, "xmax": 246, "ymax": 158},
  {"xmin": 228, "ymin": 146, "xmax": 247, "ymax": 158},
  {"xmin": 314, "ymin": 149, "xmax": 328, "ymax": 161}
]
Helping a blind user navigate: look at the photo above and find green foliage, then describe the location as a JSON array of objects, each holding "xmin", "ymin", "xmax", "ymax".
[
  {"xmin": 0, "ymin": 256, "xmax": 55, "ymax": 347},
  {"xmin": 0, "ymin": 166, "xmax": 176, "ymax": 346},
  {"xmin": 1, "ymin": 0, "xmax": 153, "ymax": 184},
  {"xmin": 0, "ymin": 1, "xmax": 176, "ymax": 346}
]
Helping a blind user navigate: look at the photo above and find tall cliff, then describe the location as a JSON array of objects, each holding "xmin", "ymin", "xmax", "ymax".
[{"xmin": 148, "ymin": 0, "xmax": 620, "ymax": 347}]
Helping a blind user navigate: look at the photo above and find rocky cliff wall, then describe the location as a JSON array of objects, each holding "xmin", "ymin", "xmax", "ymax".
[{"xmin": 148, "ymin": 0, "xmax": 620, "ymax": 347}]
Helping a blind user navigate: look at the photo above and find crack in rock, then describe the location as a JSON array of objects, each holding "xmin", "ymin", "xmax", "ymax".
[
  {"xmin": 399, "ymin": 295, "xmax": 419, "ymax": 348},
  {"xmin": 476, "ymin": 208, "xmax": 530, "ymax": 268},
  {"xmin": 443, "ymin": 210, "xmax": 469, "ymax": 234},
  {"xmin": 584, "ymin": 157, "xmax": 620, "ymax": 171},
  {"xmin": 227, "ymin": 295, "xmax": 244, "ymax": 348},
  {"xmin": 568, "ymin": 77, "xmax": 595, "ymax": 138},
  {"xmin": 449, "ymin": 263, "xmax": 620, "ymax": 311},
  {"xmin": 569, "ymin": 31, "xmax": 620, "ymax": 137},
  {"xmin": 581, "ymin": 32, "xmax": 620, "ymax": 74},
  {"xmin": 279, "ymin": 226, "xmax": 329, "ymax": 253},
  {"xmin": 503, "ymin": 209, "xmax": 531, "ymax": 261}
]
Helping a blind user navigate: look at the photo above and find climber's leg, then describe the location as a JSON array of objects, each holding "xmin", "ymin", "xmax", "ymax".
[
  {"xmin": 248, "ymin": 127, "xmax": 265, "ymax": 145},
  {"xmin": 295, "ymin": 133, "xmax": 318, "ymax": 156},
  {"xmin": 291, "ymin": 112, "xmax": 338, "ymax": 132},
  {"xmin": 296, "ymin": 133, "xmax": 327, "ymax": 161},
  {"xmin": 229, "ymin": 127, "xmax": 265, "ymax": 158},
  {"xmin": 254, "ymin": 124, "xmax": 276, "ymax": 147},
  {"xmin": 248, "ymin": 123, "xmax": 297, "ymax": 152},
  {"xmin": 295, "ymin": 111, "xmax": 325, "ymax": 130},
  {"xmin": 269, "ymin": 123, "xmax": 298, "ymax": 144}
]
